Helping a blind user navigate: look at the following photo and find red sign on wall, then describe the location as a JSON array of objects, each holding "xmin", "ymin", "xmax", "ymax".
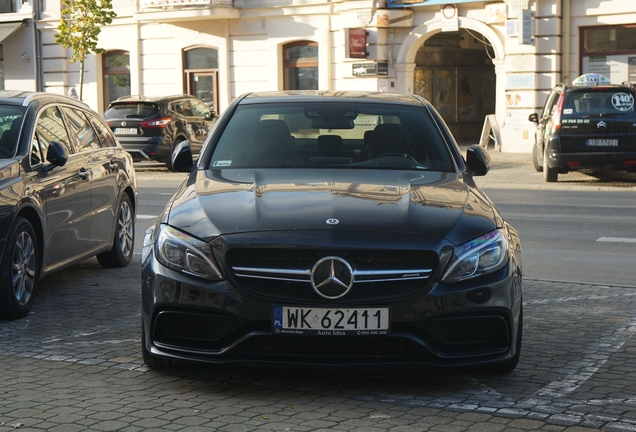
[{"xmin": 347, "ymin": 28, "xmax": 367, "ymax": 59}]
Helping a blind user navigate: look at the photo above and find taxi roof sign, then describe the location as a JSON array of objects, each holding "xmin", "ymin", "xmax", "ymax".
[{"xmin": 572, "ymin": 73, "xmax": 611, "ymax": 86}]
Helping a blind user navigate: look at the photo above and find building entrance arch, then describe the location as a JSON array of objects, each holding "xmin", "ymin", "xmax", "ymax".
[{"xmin": 395, "ymin": 16, "xmax": 505, "ymax": 143}]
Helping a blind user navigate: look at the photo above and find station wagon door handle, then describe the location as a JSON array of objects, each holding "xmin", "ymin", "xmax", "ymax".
[{"xmin": 79, "ymin": 168, "xmax": 89, "ymax": 180}]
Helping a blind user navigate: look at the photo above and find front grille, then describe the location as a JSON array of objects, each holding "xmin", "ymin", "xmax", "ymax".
[
  {"xmin": 225, "ymin": 248, "xmax": 438, "ymax": 303},
  {"xmin": 231, "ymin": 334, "xmax": 434, "ymax": 359}
]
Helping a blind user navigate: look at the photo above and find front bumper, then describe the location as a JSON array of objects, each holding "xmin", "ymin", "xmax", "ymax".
[{"xmin": 141, "ymin": 249, "xmax": 522, "ymax": 368}]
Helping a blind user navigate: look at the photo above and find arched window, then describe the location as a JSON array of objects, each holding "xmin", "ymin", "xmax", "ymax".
[
  {"xmin": 184, "ymin": 46, "xmax": 219, "ymax": 115},
  {"xmin": 103, "ymin": 51, "xmax": 130, "ymax": 109},
  {"xmin": 283, "ymin": 41, "xmax": 318, "ymax": 90}
]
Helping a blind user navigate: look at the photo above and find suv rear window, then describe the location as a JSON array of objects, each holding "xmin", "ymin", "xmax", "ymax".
[
  {"xmin": 104, "ymin": 102, "xmax": 160, "ymax": 118},
  {"xmin": 563, "ymin": 90, "xmax": 635, "ymax": 116}
]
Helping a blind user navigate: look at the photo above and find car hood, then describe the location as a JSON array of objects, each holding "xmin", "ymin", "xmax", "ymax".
[{"xmin": 166, "ymin": 169, "xmax": 500, "ymax": 245}]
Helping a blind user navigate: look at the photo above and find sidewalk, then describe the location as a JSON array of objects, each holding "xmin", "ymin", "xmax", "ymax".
[{"xmin": 473, "ymin": 147, "xmax": 636, "ymax": 191}]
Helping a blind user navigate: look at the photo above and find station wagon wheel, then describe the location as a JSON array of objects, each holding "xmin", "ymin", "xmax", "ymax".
[
  {"xmin": 97, "ymin": 194, "xmax": 134, "ymax": 268},
  {"xmin": 532, "ymin": 143, "xmax": 543, "ymax": 172},
  {"xmin": 0, "ymin": 217, "xmax": 39, "ymax": 319},
  {"xmin": 543, "ymin": 150, "xmax": 558, "ymax": 182}
]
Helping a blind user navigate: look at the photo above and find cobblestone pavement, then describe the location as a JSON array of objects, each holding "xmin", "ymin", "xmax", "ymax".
[{"xmin": 2, "ymin": 258, "xmax": 636, "ymax": 431}]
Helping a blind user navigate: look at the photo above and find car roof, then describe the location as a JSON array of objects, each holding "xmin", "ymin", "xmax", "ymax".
[
  {"xmin": 239, "ymin": 91, "xmax": 427, "ymax": 107},
  {"xmin": 110, "ymin": 94, "xmax": 194, "ymax": 104},
  {"xmin": 0, "ymin": 90, "xmax": 89, "ymax": 107}
]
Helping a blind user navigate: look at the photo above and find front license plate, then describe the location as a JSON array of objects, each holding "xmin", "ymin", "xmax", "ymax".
[
  {"xmin": 586, "ymin": 139, "xmax": 618, "ymax": 147},
  {"xmin": 114, "ymin": 127, "xmax": 138, "ymax": 135},
  {"xmin": 272, "ymin": 306, "xmax": 390, "ymax": 336}
]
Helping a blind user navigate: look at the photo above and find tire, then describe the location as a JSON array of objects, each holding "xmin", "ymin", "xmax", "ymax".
[
  {"xmin": 532, "ymin": 143, "xmax": 543, "ymax": 172},
  {"xmin": 141, "ymin": 320, "xmax": 180, "ymax": 369},
  {"xmin": 543, "ymin": 150, "xmax": 558, "ymax": 182},
  {"xmin": 97, "ymin": 194, "xmax": 134, "ymax": 268},
  {"xmin": 165, "ymin": 138, "xmax": 184, "ymax": 172},
  {"xmin": 0, "ymin": 217, "xmax": 39, "ymax": 319}
]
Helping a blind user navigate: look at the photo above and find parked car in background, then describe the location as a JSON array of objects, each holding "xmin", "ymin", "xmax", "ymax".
[
  {"xmin": 141, "ymin": 91, "xmax": 523, "ymax": 372},
  {"xmin": 529, "ymin": 73, "xmax": 636, "ymax": 182},
  {"xmin": 103, "ymin": 94, "xmax": 216, "ymax": 171},
  {"xmin": 0, "ymin": 91, "xmax": 138, "ymax": 319}
]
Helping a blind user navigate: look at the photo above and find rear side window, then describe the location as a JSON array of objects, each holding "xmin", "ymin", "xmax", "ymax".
[
  {"xmin": 62, "ymin": 107, "xmax": 100, "ymax": 151},
  {"xmin": 104, "ymin": 102, "xmax": 160, "ymax": 118},
  {"xmin": 87, "ymin": 114, "xmax": 118, "ymax": 148},
  {"xmin": 563, "ymin": 90, "xmax": 636, "ymax": 116}
]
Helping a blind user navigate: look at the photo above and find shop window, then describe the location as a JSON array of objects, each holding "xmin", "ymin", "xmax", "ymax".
[
  {"xmin": 283, "ymin": 41, "xmax": 318, "ymax": 90},
  {"xmin": 184, "ymin": 46, "xmax": 219, "ymax": 115},
  {"xmin": 103, "ymin": 50, "xmax": 130, "ymax": 109},
  {"xmin": 581, "ymin": 25, "xmax": 636, "ymax": 83}
]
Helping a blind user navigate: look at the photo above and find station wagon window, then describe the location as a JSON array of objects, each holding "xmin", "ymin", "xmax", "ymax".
[
  {"xmin": 33, "ymin": 106, "xmax": 73, "ymax": 166},
  {"xmin": 87, "ymin": 114, "xmax": 117, "ymax": 148},
  {"xmin": 61, "ymin": 107, "xmax": 100, "ymax": 151}
]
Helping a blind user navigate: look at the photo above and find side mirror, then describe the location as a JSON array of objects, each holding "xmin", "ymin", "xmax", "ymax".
[
  {"xmin": 204, "ymin": 111, "xmax": 215, "ymax": 120},
  {"xmin": 465, "ymin": 145, "xmax": 491, "ymax": 177},
  {"xmin": 47, "ymin": 141, "xmax": 69, "ymax": 167},
  {"xmin": 171, "ymin": 140, "xmax": 194, "ymax": 172},
  {"xmin": 528, "ymin": 113, "xmax": 539, "ymax": 123}
]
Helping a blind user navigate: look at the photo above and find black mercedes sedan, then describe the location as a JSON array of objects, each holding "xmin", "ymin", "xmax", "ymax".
[
  {"xmin": 0, "ymin": 91, "xmax": 138, "ymax": 319},
  {"xmin": 141, "ymin": 91, "xmax": 522, "ymax": 371}
]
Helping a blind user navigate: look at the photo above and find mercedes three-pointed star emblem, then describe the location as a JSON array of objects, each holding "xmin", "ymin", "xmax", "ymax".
[{"xmin": 310, "ymin": 256, "xmax": 354, "ymax": 299}]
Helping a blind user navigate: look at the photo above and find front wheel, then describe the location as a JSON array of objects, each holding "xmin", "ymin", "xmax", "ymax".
[
  {"xmin": 0, "ymin": 217, "xmax": 39, "ymax": 319},
  {"xmin": 97, "ymin": 194, "xmax": 134, "ymax": 268},
  {"xmin": 166, "ymin": 138, "xmax": 184, "ymax": 172},
  {"xmin": 543, "ymin": 150, "xmax": 558, "ymax": 182},
  {"xmin": 532, "ymin": 143, "xmax": 543, "ymax": 172}
]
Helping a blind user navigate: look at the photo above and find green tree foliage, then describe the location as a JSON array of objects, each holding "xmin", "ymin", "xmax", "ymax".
[{"xmin": 54, "ymin": 0, "xmax": 116, "ymax": 100}]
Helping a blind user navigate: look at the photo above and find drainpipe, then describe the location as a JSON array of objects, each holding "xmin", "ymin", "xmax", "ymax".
[
  {"xmin": 32, "ymin": 0, "xmax": 42, "ymax": 91},
  {"xmin": 561, "ymin": 0, "xmax": 570, "ymax": 83}
]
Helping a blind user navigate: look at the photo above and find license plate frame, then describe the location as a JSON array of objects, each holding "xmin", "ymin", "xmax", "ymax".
[
  {"xmin": 272, "ymin": 305, "xmax": 390, "ymax": 336},
  {"xmin": 114, "ymin": 127, "xmax": 138, "ymax": 135},
  {"xmin": 586, "ymin": 138, "xmax": 618, "ymax": 147}
]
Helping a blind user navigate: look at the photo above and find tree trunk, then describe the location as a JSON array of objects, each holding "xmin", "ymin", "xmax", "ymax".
[{"xmin": 79, "ymin": 60, "xmax": 85, "ymax": 101}]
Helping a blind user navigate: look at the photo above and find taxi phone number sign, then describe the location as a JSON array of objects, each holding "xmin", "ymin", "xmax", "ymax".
[{"xmin": 272, "ymin": 306, "xmax": 390, "ymax": 336}]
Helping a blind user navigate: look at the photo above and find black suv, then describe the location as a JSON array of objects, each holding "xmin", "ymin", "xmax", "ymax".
[
  {"xmin": 529, "ymin": 74, "xmax": 636, "ymax": 182},
  {"xmin": 104, "ymin": 94, "xmax": 216, "ymax": 170}
]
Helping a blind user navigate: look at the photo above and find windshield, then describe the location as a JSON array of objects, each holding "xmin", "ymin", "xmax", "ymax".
[
  {"xmin": 0, "ymin": 106, "xmax": 25, "ymax": 159},
  {"xmin": 104, "ymin": 102, "xmax": 160, "ymax": 119},
  {"xmin": 563, "ymin": 90, "xmax": 636, "ymax": 117},
  {"xmin": 209, "ymin": 102, "xmax": 455, "ymax": 171}
]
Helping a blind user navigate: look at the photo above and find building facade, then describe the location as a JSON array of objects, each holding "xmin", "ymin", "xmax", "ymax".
[{"xmin": 2, "ymin": 0, "xmax": 635, "ymax": 152}]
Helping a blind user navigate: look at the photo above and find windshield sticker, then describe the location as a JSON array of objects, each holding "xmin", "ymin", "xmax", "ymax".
[
  {"xmin": 563, "ymin": 108, "xmax": 573, "ymax": 114},
  {"xmin": 611, "ymin": 93, "xmax": 634, "ymax": 111},
  {"xmin": 213, "ymin": 160, "xmax": 232, "ymax": 167}
]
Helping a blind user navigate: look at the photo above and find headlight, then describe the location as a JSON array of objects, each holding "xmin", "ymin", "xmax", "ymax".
[
  {"xmin": 441, "ymin": 229, "xmax": 509, "ymax": 283},
  {"xmin": 155, "ymin": 224, "xmax": 224, "ymax": 281}
]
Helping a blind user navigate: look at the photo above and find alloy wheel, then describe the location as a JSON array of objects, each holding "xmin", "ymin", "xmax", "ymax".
[
  {"xmin": 117, "ymin": 199, "xmax": 134, "ymax": 257},
  {"xmin": 12, "ymin": 231, "xmax": 36, "ymax": 306}
]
